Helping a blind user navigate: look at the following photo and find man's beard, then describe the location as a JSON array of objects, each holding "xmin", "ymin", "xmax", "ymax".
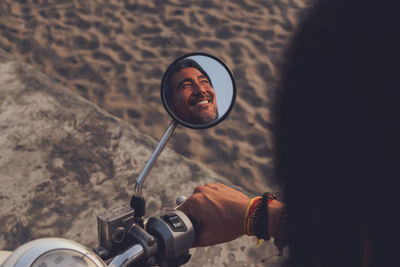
[{"xmin": 190, "ymin": 109, "xmax": 219, "ymax": 125}]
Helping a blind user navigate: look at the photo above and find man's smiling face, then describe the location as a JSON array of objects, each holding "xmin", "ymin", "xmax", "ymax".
[{"xmin": 170, "ymin": 67, "xmax": 218, "ymax": 125}]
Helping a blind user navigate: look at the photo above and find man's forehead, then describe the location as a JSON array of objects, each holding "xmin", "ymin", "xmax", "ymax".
[{"xmin": 171, "ymin": 67, "xmax": 203, "ymax": 81}]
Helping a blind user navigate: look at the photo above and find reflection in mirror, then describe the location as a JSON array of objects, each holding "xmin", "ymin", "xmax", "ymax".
[{"xmin": 161, "ymin": 53, "xmax": 236, "ymax": 129}]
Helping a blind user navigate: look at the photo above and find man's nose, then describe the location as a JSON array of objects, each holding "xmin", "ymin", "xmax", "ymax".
[{"xmin": 193, "ymin": 81, "xmax": 207, "ymax": 94}]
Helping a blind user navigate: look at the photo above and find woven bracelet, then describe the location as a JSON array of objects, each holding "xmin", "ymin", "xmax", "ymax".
[
  {"xmin": 253, "ymin": 192, "xmax": 277, "ymax": 241},
  {"xmin": 244, "ymin": 196, "xmax": 262, "ymax": 235}
]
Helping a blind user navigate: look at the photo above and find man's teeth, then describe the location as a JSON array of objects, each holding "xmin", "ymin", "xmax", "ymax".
[{"xmin": 196, "ymin": 100, "xmax": 209, "ymax": 105}]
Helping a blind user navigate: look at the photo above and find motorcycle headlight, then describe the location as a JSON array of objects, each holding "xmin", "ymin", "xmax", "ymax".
[{"xmin": 2, "ymin": 238, "xmax": 106, "ymax": 267}]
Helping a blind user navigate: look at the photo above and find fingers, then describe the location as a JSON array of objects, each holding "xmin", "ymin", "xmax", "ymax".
[{"xmin": 178, "ymin": 182, "xmax": 250, "ymax": 247}]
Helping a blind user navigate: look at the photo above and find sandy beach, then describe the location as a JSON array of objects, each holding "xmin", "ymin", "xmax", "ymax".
[{"xmin": 0, "ymin": 0, "xmax": 312, "ymax": 195}]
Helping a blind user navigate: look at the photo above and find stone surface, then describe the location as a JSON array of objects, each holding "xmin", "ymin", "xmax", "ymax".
[{"xmin": 0, "ymin": 48, "xmax": 285, "ymax": 266}]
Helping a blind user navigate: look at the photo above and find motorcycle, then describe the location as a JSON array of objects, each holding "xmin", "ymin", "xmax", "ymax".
[{"xmin": 0, "ymin": 52, "xmax": 237, "ymax": 267}]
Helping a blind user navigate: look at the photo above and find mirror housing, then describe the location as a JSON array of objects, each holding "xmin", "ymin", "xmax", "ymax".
[{"xmin": 161, "ymin": 53, "xmax": 236, "ymax": 129}]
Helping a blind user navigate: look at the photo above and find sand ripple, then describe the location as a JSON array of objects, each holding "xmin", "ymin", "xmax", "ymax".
[{"xmin": 0, "ymin": 0, "xmax": 313, "ymax": 194}]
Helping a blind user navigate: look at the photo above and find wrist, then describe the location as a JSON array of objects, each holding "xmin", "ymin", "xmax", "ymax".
[
  {"xmin": 243, "ymin": 193, "xmax": 288, "ymax": 249},
  {"xmin": 246, "ymin": 193, "xmax": 279, "ymax": 240}
]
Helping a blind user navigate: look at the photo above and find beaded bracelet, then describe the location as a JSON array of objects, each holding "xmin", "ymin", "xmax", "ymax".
[{"xmin": 273, "ymin": 208, "xmax": 288, "ymax": 250}]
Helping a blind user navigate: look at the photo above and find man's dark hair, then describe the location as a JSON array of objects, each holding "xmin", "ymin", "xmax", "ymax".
[
  {"xmin": 274, "ymin": 0, "xmax": 399, "ymax": 266},
  {"xmin": 164, "ymin": 58, "xmax": 213, "ymax": 111}
]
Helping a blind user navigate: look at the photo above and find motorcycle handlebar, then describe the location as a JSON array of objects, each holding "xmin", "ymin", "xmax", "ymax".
[{"xmin": 108, "ymin": 244, "xmax": 144, "ymax": 267}]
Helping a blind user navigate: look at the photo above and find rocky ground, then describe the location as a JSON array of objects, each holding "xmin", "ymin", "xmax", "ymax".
[{"xmin": 0, "ymin": 48, "xmax": 288, "ymax": 266}]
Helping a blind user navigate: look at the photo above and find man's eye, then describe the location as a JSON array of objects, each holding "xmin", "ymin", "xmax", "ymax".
[
  {"xmin": 200, "ymin": 79, "xmax": 209, "ymax": 84},
  {"xmin": 181, "ymin": 82, "xmax": 192, "ymax": 89}
]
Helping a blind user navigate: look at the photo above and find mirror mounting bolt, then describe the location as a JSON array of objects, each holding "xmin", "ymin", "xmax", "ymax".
[{"xmin": 131, "ymin": 195, "xmax": 146, "ymax": 221}]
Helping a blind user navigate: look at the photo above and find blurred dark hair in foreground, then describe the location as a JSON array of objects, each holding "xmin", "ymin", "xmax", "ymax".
[{"xmin": 274, "ymin": 0, "xmax": 400, "ymax": 266}]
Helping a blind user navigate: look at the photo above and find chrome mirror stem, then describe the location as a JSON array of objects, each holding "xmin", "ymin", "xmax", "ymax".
[{"xmin": 134, "ymin": 120, "xmax": 177, "ymax": 197}]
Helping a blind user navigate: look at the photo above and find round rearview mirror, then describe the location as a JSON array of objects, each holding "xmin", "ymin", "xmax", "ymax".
[{"xmin": 161, "ymin": 53, "xmax": 236, "ymax": 129}]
